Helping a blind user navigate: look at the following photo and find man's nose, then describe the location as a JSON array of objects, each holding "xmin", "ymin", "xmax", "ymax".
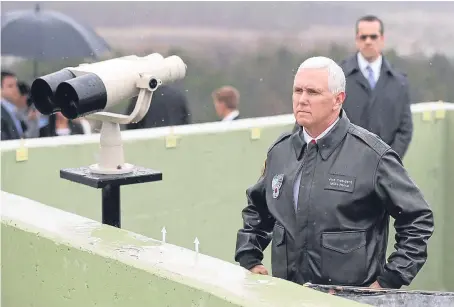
[{"xmin": 298, "ymin": 92, "xmax": 308, "ymax": 104}]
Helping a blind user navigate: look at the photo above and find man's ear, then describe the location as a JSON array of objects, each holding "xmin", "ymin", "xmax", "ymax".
[{"xmin": 333, "ymin": 92, "xmax": 345, "ymax": 110}]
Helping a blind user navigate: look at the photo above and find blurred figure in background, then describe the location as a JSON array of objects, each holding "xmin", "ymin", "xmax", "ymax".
[
  {"xmin": 126, "ymin": 84, "xmax": 191, "ymax": 129},
  {"xmin": 339, "ymin": 15, "xmax": 413, "ymax": 159},
  {"xmin": 39, "ymin": 112, "xmax": 84, "ymax": 137},
  {"xmin": 212, "ymin": 86, "xmax": 240, "ymax": 121},
  {"xmin": 1, "ymin": 71, "xmax": 23, "ymax": 140},
  {"xmin": 16, "ymin": 81, "xmax": 41, "ymax": 139}
]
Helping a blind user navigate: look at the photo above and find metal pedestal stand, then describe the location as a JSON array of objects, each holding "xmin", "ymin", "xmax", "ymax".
[
  {"xmin": 56, "ymin": 80, "xmax": 169, "ymax": 228},
  {"xmin": 59, "ymin": 119, "xmax": 162, "ymax": 228},
  {"xmin": 60, "ymin": 166, "xmax": 161, "ymax": 228}
]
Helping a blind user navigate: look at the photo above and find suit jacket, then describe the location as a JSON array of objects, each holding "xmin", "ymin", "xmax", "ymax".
[
  {"xmin": 339, "ymin": 54, "xmax": 413, "ymax": 158},
  {"xmin": 1, "ymin": 104, "xmax": 22, "ymax": 141},
  {"xmin": 126, "ymin": 84, "xmax": 191, "ymax": 129}
]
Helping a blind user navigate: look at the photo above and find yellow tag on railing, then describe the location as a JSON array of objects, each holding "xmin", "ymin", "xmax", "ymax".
[
  {"xmin": 166, "ymin": 127, "xmax": 178, "ymax": 148},
  {"xmin": 422, "ymin": 111, "xmax": 432, "ymax": 121},
  {"xmin": 165, "ymin": 135, "xmax": 178, "ymax": 148},
  {"xmin": 251, "ymin": 128, "xmax": 261, "ymax": 140},
  {"xmin": 435, "ymin": 101, "xmax": 445, "ymax": 119},
  {"xmin": 15, "ymin": 139, "xmax": 28, "ymax": 162}
]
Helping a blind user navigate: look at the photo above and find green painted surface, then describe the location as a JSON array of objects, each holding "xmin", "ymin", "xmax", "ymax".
[
  {"xmin": 443, "ymin": 111, "xmax": 454, "ymax": 290},
  {"xmin": 1, "ymin": 104, "xmax": 453, "ymax": 293},
  {"xmin": 385, "ymin": 109, "xmax": 450, "ymax": 291},
  {"xmin": 1, "ymin": 191, "xmax": 369, "ymax": 307},
  {"xmin": 0, "ymin": 124, "xmax": 288, "ymax": 271}
]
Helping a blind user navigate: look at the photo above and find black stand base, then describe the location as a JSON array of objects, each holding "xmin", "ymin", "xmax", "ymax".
[{"xmin": 60, "ymin": 166, "xmax": 162, "ymax": 228}]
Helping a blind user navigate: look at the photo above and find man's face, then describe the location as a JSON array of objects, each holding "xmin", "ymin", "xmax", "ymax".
[
  {"xmin": 292, "ymin": 68, "xmax": 343, "ymax": 129},
  {"xmin": 355, "ymin": 20, "xmax": 384, "ymax": 61},
  {"xmin": 1, "ymin": 76, "xmax": 20, "ymax": 104},
  {"xmin": 17, "ymin": 94, "xmax": 28, "ymax": 109}
]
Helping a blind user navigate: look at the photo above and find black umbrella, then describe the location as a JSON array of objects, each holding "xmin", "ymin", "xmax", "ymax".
[{"xmin": 1, "ymin": 3, "xmax": 111, "ymax": 76}]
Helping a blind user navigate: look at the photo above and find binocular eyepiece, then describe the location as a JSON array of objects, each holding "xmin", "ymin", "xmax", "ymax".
[
  {"xmin": 31, "ymin": 69, "xmax": 74, "ymax": 116},
  {"xmin": 31, "ymin": 70, "xmax": 107, "ymax": 119}
]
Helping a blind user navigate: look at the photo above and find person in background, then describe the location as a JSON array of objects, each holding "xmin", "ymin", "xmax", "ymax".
[
  {"xmin": 16, "ymin": 81, "xmax": 41, "ymax": 139},
  {"xmin": 39, "ymin": 112, "xmax": 84, "ymax": 137},
  {"xmin": 126, "ymin": 84, "xmax": 191, "ymax": 129},
  {"xmin": 212, "ymin": 86, "xmax": 241, "ymax": 121},
  {"xmin": 1, "ymin": 71, "xmax": 23, "ymax": 140},
  {"xmin": 339, "ymin": 15, "xmax": 413, "ymax": 159}
]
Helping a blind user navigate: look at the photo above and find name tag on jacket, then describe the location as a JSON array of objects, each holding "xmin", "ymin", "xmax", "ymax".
[{"xmin": 324, "ymin": 174, "xmax": 356, "ymax": 193}]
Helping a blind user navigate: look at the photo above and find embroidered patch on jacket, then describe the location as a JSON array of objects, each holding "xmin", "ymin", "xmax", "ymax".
[
  {"xmin": 324, "ymin": 174, "xmax": 355, "ymax": 193},
  {"xmin": 272, "ymin": 174, "xmax": 284, "ymax": 198}
]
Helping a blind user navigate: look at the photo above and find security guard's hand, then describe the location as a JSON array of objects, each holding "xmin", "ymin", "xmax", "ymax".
[{"xmin": 250, "ymin": 265, "xmax": 269, "ymax": 275}]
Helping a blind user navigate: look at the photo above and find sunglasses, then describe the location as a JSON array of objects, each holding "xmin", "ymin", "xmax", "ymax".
[{"xmin": 359, "ymin": 34, "xmax": 379, "ymax": 41}]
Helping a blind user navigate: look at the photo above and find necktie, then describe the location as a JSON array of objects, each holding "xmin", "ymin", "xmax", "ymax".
[{"xmin": 366, "ymin": 66, "xmax": 376, "ymax": 89}]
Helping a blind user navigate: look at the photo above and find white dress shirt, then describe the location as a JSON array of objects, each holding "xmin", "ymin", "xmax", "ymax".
[
  {"xmin": 357, "ymin": 52, "xmax": 382, "ymax": 84},
  {"xmin": 293, "ymin": 117, "xmax": 340, "ymax": 208},
  {"xmin": 222, "ymin": 109, "xmax": 239, "ymax": 121}
]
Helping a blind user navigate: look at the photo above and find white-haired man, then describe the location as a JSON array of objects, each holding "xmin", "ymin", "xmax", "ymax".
[{"xmin": 234, "ymin": 56, "xmax": 434, "ymax": 289}]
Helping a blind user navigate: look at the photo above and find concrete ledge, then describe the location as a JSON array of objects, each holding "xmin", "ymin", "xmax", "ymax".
[{"xmin": 1, "ymin": 191, "xmax": 369, "ymax": 307}]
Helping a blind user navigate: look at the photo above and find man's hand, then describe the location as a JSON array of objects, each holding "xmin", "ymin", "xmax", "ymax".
[
  {"xmin": 369, "ymin": 281, "xmax": 382, "ymax": 289},
  {"xmin": 27, "ymin": 109, "xmax": 39, "ymax": 121},
  {"xmin": 55, "ymin": 112, "xmax": 69, "ymax": 129},
  {"xmin": 250, "ymin": 265, "xmax": 269, "ymax": 275}
]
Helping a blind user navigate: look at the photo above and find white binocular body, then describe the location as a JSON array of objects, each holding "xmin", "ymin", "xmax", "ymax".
[{"xmin": 31, "ymin": 53, "xmax": 187, "ymax": 122}]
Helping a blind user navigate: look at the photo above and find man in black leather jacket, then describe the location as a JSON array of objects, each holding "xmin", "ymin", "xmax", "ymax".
[{"xmin": 234, "ymin": 56, "xmax": 434, "ymax": 289}]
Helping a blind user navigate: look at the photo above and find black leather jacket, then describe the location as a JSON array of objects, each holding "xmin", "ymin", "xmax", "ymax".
[{"xmin": 235, "ymin": 110, "xmax": 434, "ymax": 289}]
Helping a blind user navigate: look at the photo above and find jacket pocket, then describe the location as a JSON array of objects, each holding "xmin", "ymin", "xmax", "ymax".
[
  {"xmin": 321, "ymin": 230, "xmax": 366, "ymax": 286},
  {"xmin": 271, "ymin": 223, "xmax": 288, "ymax": 279}
]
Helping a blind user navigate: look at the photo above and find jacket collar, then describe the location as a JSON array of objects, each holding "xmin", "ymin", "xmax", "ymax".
[
  {"xmin": 343, "ymin": 52, "xmax": 395, "ymax": 78},
  {"xmin": 291, "ymin": 109, "xmax": 350, "ymax": 161},
  {"xmin": 222, "ymin": 109, "xmax": 239, "ymax": 121}
]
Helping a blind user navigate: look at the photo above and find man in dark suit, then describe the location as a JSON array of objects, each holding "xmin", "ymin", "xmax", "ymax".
[
  {"xmin": 339, "ymin": 15, "xmax": 413, "ymax": 159},
  {"xmin": 212, "ymin": 86, "xmax": 241, "ymax": 121},
  {"xmin": 1, "ymin": 71, "xmax": 23, "ymax": 141},
  {"xmin": 126, "ymin": 84, "xmax": 191, "ymax": 130}
]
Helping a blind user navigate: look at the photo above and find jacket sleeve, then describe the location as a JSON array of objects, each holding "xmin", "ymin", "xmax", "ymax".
[
  {"xmin": 374, "ymin": 149, "xmax": 434, "ymax": 288},
  {"xmin": 234, "ymin": 157, "xmax": 275, "ymax": 270},
  {"xmin": 390, "ymin": 80, "xmax": 413, "ymax": 158}
]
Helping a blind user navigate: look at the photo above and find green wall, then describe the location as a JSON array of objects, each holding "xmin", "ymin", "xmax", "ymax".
[
  {"xmin": 385, "ymin": 106, "xmax": 454, "ymax": 292},
  {"xmin": 1, "ymin": 191, "xmax": 368, "ymax": 307},
  {"xmin": 443, "ymin": 109, "xmax": 454, "ymax": 290},
  {"xmin": 1, "ymin": 103, "xmax": 454, "ymax": 292}
]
